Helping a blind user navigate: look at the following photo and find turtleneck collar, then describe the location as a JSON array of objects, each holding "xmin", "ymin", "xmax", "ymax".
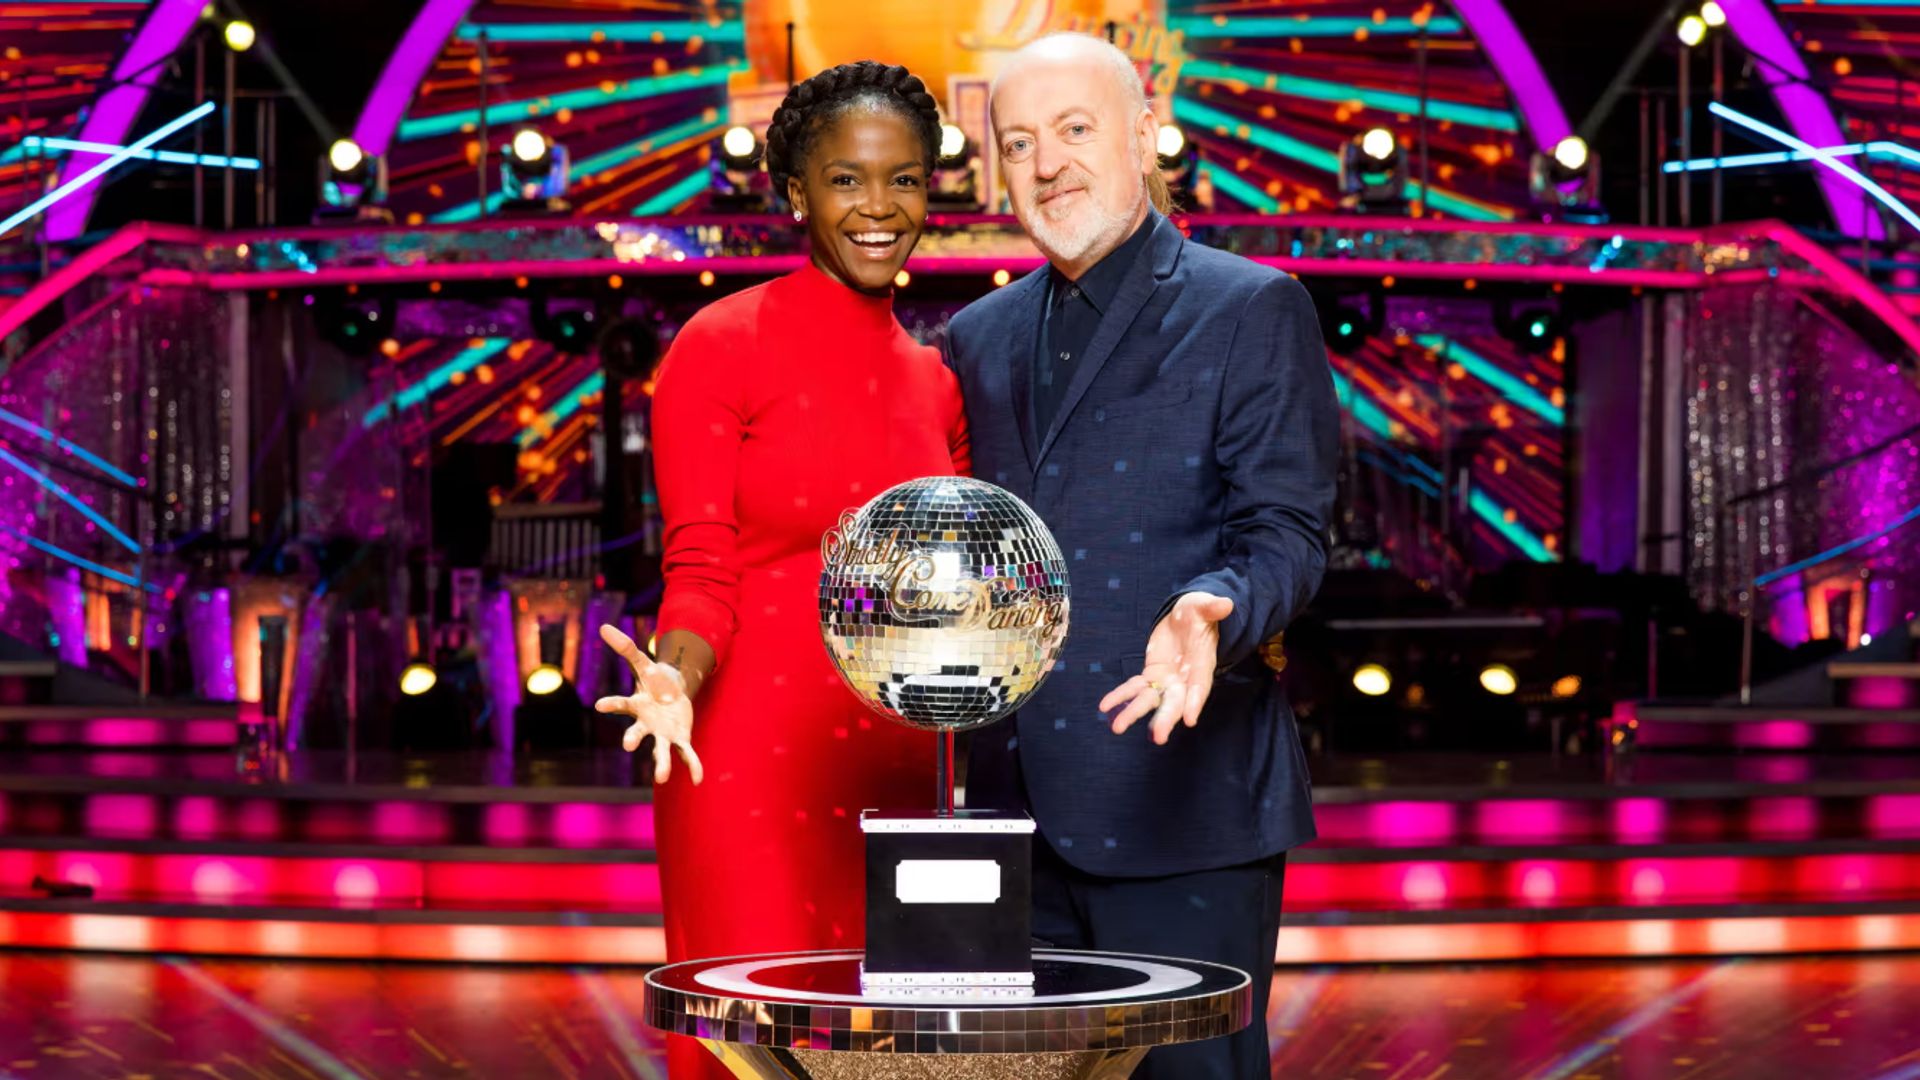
[{"xmin": 779, "ymin": 260, "xmax": 902, "ymax": 336}]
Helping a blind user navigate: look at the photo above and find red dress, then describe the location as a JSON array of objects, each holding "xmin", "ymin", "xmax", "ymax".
[{"xmin": 649, "ymin": 263, "xmax": 968, "ymax": 1078}]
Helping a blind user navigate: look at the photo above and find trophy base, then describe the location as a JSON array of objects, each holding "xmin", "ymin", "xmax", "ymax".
[{"xmin": 861, "ymin": 810, "xmax": 1036, "ymax": 985}]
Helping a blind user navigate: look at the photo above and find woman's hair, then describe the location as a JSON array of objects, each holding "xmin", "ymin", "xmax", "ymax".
[{"xmin": 764, "ymin": 60, "xmax": 942, "ymax": 194}]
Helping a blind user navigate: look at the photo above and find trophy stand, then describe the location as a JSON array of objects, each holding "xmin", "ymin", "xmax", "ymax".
[{"xmin": 936, "ymin": 729, "xmax": 955, "ymax": 816}]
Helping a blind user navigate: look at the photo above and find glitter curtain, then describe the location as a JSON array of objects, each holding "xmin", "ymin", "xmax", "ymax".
[{"xmin": 1684, "ymin": 284, "xmax": 1920, "ymax": 645}]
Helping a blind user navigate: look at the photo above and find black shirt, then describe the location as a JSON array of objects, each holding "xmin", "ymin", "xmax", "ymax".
[{"xmin": 1035, "ymin": 215, "xmax": 1155, "ymax": 435}]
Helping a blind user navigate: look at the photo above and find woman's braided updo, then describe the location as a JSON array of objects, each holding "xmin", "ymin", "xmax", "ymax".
[{"xmin": 763, "ymin": 60, "xmax": 942, "ymax": 196}]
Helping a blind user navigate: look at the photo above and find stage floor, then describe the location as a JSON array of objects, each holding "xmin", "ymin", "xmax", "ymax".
[{"xmin": 0, "ymin": 952, "xmax": 1913, "ymax": 1079}]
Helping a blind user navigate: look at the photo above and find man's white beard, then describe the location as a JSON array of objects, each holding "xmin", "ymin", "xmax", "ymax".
[{"xmin": 1023, "ymin": 170, "xmax": 1146, "ymax": 267}]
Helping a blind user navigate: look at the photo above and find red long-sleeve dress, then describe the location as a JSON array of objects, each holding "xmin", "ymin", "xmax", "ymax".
[{"xmin": 648, "ymin": 262, "xmax": 968, "ymax": 1078}]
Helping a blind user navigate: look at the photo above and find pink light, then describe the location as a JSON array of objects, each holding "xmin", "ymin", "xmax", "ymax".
[
  {"xmin": 1474, "ymin": 800, "xmax": 1567, "ymax": 843},
  {"xmin": 1734, "ymin": 720, "xmax": 1814, "ymax": 750},
  {"xmin": 188, "ymin": 861, "xmax": 246, "ymax": 901},
  {"xmin": 371, "ymin": 802, "xmax": 450, "ymax": 844},
  {"xmin": 1848, "ymin": 676, "xmax": 1916, "ymax": 710},
  {"xmin": 552, "ymin": 804, "xmax": 608, "ymax": 848},
  {"xmin": 1612, "ymin": 799, "xmax": 1668, "ymax": 844},
  {"xmin": 1748, "ymin": 797, "xmax": 1818, "ymax": 840},
  {"xmin": 483, "ymin": 803, "xmax": 533, "ymax": 846},
  {"xmin": 235, "ymin": 801, "xmax": 283, "ymax": 841},
  {"xmin": 1518, "ymin": 865, "xmax": 1560, "ymax": 904},
  {"xmin": 1364, "ymin": 801, "xmax": 1460, "ymax": 847},
  {"xmin": 1628, "ymin": 866, "xmax": 1667, "ymax": 902},
  {"xmin": 1399, "ymin": 864, "xmax": 1451, "ymax": 906},
  {"xmin": 1868, "ymin": 794, "xmax": 1920, "ymax": 838},
  {"xmin": 333, "ymin": 865, "xmax": 383, "ymax": 903},
  {"xmin": 84, "ymin": 794, "xmax": 158, "ymax": 839}
]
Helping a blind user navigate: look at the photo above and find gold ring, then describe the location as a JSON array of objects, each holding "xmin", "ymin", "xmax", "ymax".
[{"xmin": 1147, "ymin": 680, "xmax": 1163, "ymax": 693}]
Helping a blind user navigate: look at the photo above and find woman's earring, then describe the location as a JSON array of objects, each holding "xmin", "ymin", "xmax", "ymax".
[{"xmin": 793, "ymin": 210, "xmax": 804, "ymax": 223}]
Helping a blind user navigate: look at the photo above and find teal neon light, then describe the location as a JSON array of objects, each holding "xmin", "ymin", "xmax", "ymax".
[
  {"xmin": 1332, "ymin": 370, "xmax": 1556, "ymax": 562},
  {"xmin": 1170, "ymin": 16, "xmax": 1462, "ymax": 37},
  {"xmin": 0, "ymin": 525, "xmax": 155, "ymax": 592},
  {"xmin": 363, "ymin": 338, "xmax": 512, "ymax": 427},
  {"xmin": 3, "ymin": 137, "xmax": 260, "ymax": 169},
  {"xmin": 632, "ymin": 168, "xmax": 712, "ymax": 215},
  {"xmin": 518, "ymin": 371, "xmax": 605, "ymax": 447},
  {"xmin": 432, "ymin": 116, "xmax": 726, "ymax": 223},
  {"xmin": 456, "ymin": 21, "xmax": 745, "ymax": 43},
  {"xmin": 1197, "ymin": 160, "xmax": 1279, "ymax": 212},
  {"xmin": 1182, "ymin": 60, "xmax": 1517, "ymax": 132},
  {"xmin": 0, "ymin": 446, "xmax": 140, "ymax": 552},
  {"xmin": 397, "ymin": 63, "xmax": 745, "ymax": 142},
  {"xmin": 0, "ymin": 407, "xmax": 139, "ymax": 487},
  {"xmin": 1171, "ymin": 98, "xmax": 1509, "ymax": 221},
  {"xmin": 1414, "ymin": 336, "xmax": 1564, "ymax": 424}
]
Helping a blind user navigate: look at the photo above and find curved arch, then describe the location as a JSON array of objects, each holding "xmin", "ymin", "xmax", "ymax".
[
  {"xmin": 43, "ymin": 0, "xmax": 205, "ymax": 242},
  {"xmin": 1719, "ymin": 0, "xmax": 1882, "ymax": 240},
  {"xmin": 1448, "ymin": 0, "xmax": 1573, "ymax": 154},
  {"xmin": 351, "ymin": 0, "xmax": 482, "ymax": 160}
]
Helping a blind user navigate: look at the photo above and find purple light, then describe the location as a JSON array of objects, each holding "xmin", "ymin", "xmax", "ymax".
[
  {"xmin": 351, "ymin": 0, "xmax": 481, "ymax": 159},
  {"xmin": 1450, "ymin": 0, "xmax": 1573, "ymax": 152},
  {"xmin": 478, "ymin": 587, "xmax": 521, "ymax": 751},
  {"xmin": 48, "ymin": 570, "xmax": 86, "ymax": 667},
  {"xmin": 185, "ymin": 589, "xmax": 238, "ymax": 701},
  {"xmin": 44, "ymin": 0, "xmax": 206, "ymax": 241},
  {"xmin": 1720, "ymin": 0, "xmax": 1884, "ymax": 240}
]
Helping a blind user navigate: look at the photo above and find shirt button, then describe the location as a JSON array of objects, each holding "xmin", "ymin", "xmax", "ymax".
[
  {"xmin": 1060, "ymin": 352, "xmax": 1071, "ymax": 361},
  {"xmin": 1069, "ymin": 287, "xmax": 1081, "ymax": 299}
]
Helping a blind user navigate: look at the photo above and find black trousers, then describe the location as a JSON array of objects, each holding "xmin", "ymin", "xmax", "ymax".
[{"xmin": 1030, "ymin": 836, "xmax": 1285, "ymax": 1080}]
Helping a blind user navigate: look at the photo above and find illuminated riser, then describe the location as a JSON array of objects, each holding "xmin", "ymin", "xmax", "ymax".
[
  {"xmin": 19, "ymin": 790, "xmax": 1920, "ymax": 849},
  {"xmin": 2, "ymin": 912, "xmax": 1917, "ymax": 966},
  {"xmin": 13, "ymin": 848, "xmax": 1920, "ymax": 913},
  {"xmin": 1311, "ymin": 794, "xmax": 1920, "ymax": 847},
  {"xmin": 1286, "ymin": 853, "xmax": 1920, "ymax": 909},
  {"xmin": 0, "ymin": 849, "xmax": 660, "ymax": 908},
  {"xmin": 0, "ymin": 792, "xmax": 656, "ymax": 849},
  {"xmin": 1628, "ymin": 720, "xmax": 1920, "ymax": 751}
]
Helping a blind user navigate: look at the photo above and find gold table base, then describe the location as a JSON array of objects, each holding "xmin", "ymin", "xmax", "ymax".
[{"xmin": 707, "ymin": 1042, "xmax": 1149, "ymax": 1079}]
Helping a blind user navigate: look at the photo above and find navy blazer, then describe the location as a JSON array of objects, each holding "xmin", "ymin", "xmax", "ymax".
[{"xmin": 945, "ymin": 211, "xmax": 1338, "ymax": 877}]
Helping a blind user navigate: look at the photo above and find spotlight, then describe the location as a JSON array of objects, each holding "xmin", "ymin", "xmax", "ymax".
[
  {"xmin": 525, "ymin": 664, "xmax": 564, "ymax": 696},
  {"xmin": 930, "ymin": 122, "xmax": 981, "ymax": 209},
  {"xmin": 711, "ymin": 126, "xmax": 768, "ymax": 211},
  {"xmin": 1479, "ymin": 664, "xmax": 1518, "ymax": 696},
  {"xmin": 223, "ymin": 19, "xmax": 255, "ymax": 52},
  {"xmin": 1552, "ymin": 136, "xmax": 1588, "ymax": 173},
  {"xmin": 1156, "ymin": 123, "xmax": 1186, "ymax": 160},
  {"xmin": 717, "ymin": 126, "xmax": 757, "ymax": 169},
  {"xmin": 1530, "ymin": 136, "xmax": 1604, "ymax": 222},
  {"xmin": 1700, "ymin": 1, "xmax": 1727, "ymax": 27},
  {"xmin": 939, "ymin": 123, "xmax": 969, "ymax": 166},
  {"xmin": 329, "ymin": 138, "xmax": 364, "ymax": 175},
  {"xmin": 500, "ymin": 127, "xmax": 570, "ymax": 213},
  {"xmin": 1551, "ymin": 674, "xmax": 1582, "ymax": 698},
  {"xmin": 1360, "ymin": 127, "xmax": 1396, "ymax": 162},
  {"xmin": 400, "ymin": 662, "xmax": 437, "ymax": 696},
  {"xmin": 532, "ymin": 295, "xmax": 600, "ymax": 355},
  {"xmin": 316, "ymin": 293, "xmax": 392, "ymax": 355},
  {"xmin": 1317, "ymin": 294, "xmax": 1381, "ymax": 355},
  {"xmin": 1353, "ymin": 663, "xmax": 1393, "ymax": 697},
  {"xmin": 1498, "ymin": 301, "xmax": 1563, "ymax": 355},
  {"xmin": 316, "ymin": 137, "xmax": 389, "ymax": 221},
  {"xmin": 1677, "ymin": 14, "xmax": 1706, "ymax": 47},
  {"xmin": 1339, "ymin": 128, "xmax": 1407, "ymax": 213}
]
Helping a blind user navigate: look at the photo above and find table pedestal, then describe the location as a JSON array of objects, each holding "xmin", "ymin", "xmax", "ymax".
[{"xmin": 707, "ymin": 1044, "xmax": 1148, "ymax": 1079}]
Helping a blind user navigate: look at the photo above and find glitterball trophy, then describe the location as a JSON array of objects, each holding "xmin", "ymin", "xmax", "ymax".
[{"xmin": 819, "ymin": 476, "xmax": 1070, "ymax": 991}]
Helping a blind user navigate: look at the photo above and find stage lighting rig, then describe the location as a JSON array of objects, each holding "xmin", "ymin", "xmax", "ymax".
[
  {"xmin": 1156, "ymin": 122, "xmax": 1197, "ymax": 208},
  {"xmin": 316, "ymin": 138, "xmax": 391, "ymax": 222},
  {"xmin": 1496, "ymin": 300, "xmax": 1563, "ymax": 356},
  {"xmin": 710, "ymin": 125, "xmax": 770, "ymax": 212},
  {"xmin": 930, "ymin": 122, "xmax": 982, "ymax": 209},
  {"xmin": 501, "ymin": 127, "xmax": 571, "ymax": 214},
  {"xmin": 316, "ymin": 292, "xmax": 393, "ymax": 356},
  {"xmin": 532, "ymin": 295, "xmax": 600, "ymax": 355},
  {"xmin": 1339, "ymin": 127, "xmax": 1407, "ymax": 214},
  {"xmin": 1529, "ymin": 135, "xmax": 1604, "ymax": 223}
]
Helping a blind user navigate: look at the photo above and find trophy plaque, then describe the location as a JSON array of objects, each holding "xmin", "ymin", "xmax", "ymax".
[{"xmin": 819, "ymin": 476, "xmax": 1070, "ymax": 991}]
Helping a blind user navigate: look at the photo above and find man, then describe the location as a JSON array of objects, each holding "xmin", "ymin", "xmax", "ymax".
[{"xmin": 943, "ymin": 32, "xmax": 1339, "ymax": 1080}]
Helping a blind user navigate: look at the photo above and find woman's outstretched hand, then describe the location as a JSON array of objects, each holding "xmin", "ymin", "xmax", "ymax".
[{"xmin": 595, "ymin": 624, "xmax": 704, "ymax": 785}]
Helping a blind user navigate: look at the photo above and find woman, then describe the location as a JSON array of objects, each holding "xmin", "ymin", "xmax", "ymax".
[{"xmin": 593, "ymin": 61, "xmax": 966, "ymax": 1079}]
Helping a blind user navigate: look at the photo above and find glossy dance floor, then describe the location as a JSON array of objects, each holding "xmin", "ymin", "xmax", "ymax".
[{"xmin": 0, "ymin": 953, "xmax": 1916, "ymax": 1079}]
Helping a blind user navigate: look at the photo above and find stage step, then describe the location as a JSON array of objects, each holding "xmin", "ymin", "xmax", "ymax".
[
  {"xmin": 0, "ymin": 705, "xmax": 241, "ymax": 748},
  {"xmin": 1610, "ymin": 702, "xmax": 1920, "ymax": 750}
]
